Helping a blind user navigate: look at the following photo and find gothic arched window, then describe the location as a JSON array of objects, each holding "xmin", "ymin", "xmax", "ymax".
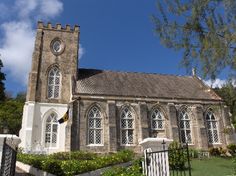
[
  {"xmin": 88, "ymin": 106, "xmax": 103, "ymax": 145},
  {"xmin": 151, "ymin": 108, "xmax": 164, "ymax": 130},
  {"xmin": 206, "ymin": 109, "xmax": 219, "ymax": 144},
  {"xmin": 179, "ymin": 107, "xmax": 192, "ymax": 143},
  {"xmin": 45, "ymin": 113, "xmax": 58, "ymax": 148},
  {"xmin": 48, "ymin": 67, "xmax": 61, "ymax": 99},
  {"xmin": 120, "ymin": 107, "xmax": 134, "ymax": 145}
]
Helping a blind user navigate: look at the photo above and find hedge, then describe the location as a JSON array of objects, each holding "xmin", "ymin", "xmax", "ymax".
[{"xmin": 17, "ymin": 150, "xmax": 134, "ymax": 176}]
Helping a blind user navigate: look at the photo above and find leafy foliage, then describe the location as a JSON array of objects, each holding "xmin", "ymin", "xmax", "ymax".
[
  {"xmin": 168, "ymin": 141, "xmax": 188, "ymax": 170},
  {"xmin": 102, "ymin": 159, "xmax": 143, "ymax": 176},
  {"xmin": 17, "ymin": 150, "xmax": 135, "ymax": 176},
  {"xmin": 0, "ymin": 59, "xmax": 6, "ymax": 101},
  {"xmin": 0, "ymin": 99, "xmax": 24, "ymax": 134},
  {"xmin": 227, "ymin": 144, "xmax": 236, "ymax": 155},
  {"xmin": 153, "ymin": 0, "xmax": 236, "ymax": 79},
  {"xmin": 214, "ymin": 81, "xmax": 236, "ymax": 127}
]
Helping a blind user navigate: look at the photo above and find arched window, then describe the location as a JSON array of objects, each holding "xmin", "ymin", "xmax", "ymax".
[
  {"xmin": 88, "ymin": 106, "xmax": 103, "ymax": 145},
  {"xmin": 179, "ymin": 107, "xmax": 192, "ymax": 143},
  {"xmin": 48, "ymin": 67, "xmax": 60, "ymax": 99},
  {"xmin": 206, "ymin": 109, "xmax": 219, "ymax": 144},
  {"xmin": 45, "ymin": 113, "xmax": 58, "ymax": 148},
  {"xmin": 120, "ymin": 107, "xmax": 134, "ymax": 145},
  {"xmin": 151, "ymin": 108, "xmax": 164, "ymax": 130}
]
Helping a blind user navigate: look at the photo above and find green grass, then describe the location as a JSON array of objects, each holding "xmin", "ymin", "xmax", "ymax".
[{"xmin": 191, "ymin": 157, "xmax": 235, "ymax": 176}]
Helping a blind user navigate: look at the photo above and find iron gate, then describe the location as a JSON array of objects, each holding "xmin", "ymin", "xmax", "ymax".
[
  {"xmin": 144, "ymin": 142, "xmax": 191, "ymax": 176},
  {"xmin": 0, "ymin": 137, "xmax": 17, "ymax": 176}
]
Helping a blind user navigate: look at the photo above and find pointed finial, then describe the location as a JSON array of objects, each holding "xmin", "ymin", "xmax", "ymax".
[{"xmin": 192, "ymin": 68, "xmax": 196, "ymax": 76}]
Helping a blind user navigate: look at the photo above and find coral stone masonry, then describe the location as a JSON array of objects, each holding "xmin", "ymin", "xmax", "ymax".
[{"xmin": 19, "ymin": 22, "xmax": 235, "ymax": 154}]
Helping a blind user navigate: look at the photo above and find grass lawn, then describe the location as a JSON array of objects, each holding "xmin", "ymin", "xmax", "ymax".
[{"xmin": 191, "ymin": 157, "xmax": 235, "ymax": 176}]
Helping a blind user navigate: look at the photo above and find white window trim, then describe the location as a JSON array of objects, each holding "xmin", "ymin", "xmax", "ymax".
[
  {"xmin": 47, "ymin": 67, "xmax": 61, "ymax": 99},
  {"xmin": 206, "ymin": 110, "xmax": 220, "ymax": 144},
  {"xmin": 87, "ymin": 106, "xmax": 104, "ymax": 145},
  {"xmin": 179, "ymin": 108, "xmax": 193, "ymax": 144},
  {"xmin": 151, "ymin": 108, "xmax": 165, "ymax": 131},
  {"xmin": 120, "ymin": 107, "xmax": 135, "ymax": 146},
  {"xmin": 42, "ymin": 112, "xmax": 60, "ymax": 150}
]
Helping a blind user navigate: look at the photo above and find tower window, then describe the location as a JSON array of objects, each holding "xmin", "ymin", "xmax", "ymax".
[
  {"xmin": 206, "ymin": 109, "xmax": 219, "ymax": 144},
  {"xmin": 88, "ymin": 106, "xmax": 103, "ymax": 145},
  {"xmin": 48, "ymin": 67, "xmax": 61, "ymax": 99},
  {"xmin": 179, "ymin": 107, "xmax": 192, "ymax": 144},
  {"xmin": 45, "ymin": 113, "xmax": 58, "ymax": 148},
  {"xmin": 120, "ymin": 107, "xmax": 134, "ymax": 145}
]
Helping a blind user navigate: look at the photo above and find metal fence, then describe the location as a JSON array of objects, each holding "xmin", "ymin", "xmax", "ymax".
[
  {"xmin": 0, "ymin": 137, "xmax": 17, "ymax": 176},
  {"xmin": 143, "ymin": 142, "xmax": 191, "ymax": 176}
]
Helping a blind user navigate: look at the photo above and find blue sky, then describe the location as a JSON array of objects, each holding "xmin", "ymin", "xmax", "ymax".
[{"xmin": 0, "ymin": 0, "xmax": 228, "ymax": 96}]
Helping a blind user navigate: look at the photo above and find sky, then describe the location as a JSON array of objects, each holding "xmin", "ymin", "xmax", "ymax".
[{"xmin": 0, "ymin": 0, "xmax": 230, "ymax": 96}]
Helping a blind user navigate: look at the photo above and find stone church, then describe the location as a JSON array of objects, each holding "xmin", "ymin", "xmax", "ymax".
[{"xmin": 19, "ymin": 22, "xmax": 235, "ymax": 154}]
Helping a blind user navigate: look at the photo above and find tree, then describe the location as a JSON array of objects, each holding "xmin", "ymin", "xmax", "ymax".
[
  {"xmin": 0, "ymin": 58, "xmax": 6, "ymax": 101},
  {"xmin": 153, "ymin": 0, "xmax": 236, "ymax": 79},
  {"xmin": 0, "ymin": 99, "xmax": 24, "ymax": 135},
  {"xmin": 15, "ymin": 92, "xmax": 26, "ymax": 102},
  {"xmin": 214, "ymin": 81, "xmax": 236, "ymax": 127}
]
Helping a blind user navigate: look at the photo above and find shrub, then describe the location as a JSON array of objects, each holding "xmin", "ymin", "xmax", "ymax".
[
  {"xmin": 168, "ymin": 141, "xmax": 188, "ymax": 170},
  {"xmin": 49, "ymin": 151, "xmax": 98, "ymax": 160},
  {"xmin": 41, "ymin": 159, "xmax": 64, "ymax": 176},
  {"xmin": 209, "ymin": 147, "xmax": 221, "ymax": 156},
  {"xmin": 102, "ymin": 159, "xmax": 143, "ymax": 176},
  {"xmin": 227, "ymin": 144, "xmax": 236, "ymax": 155},
  {"xmin": 17, "ymin": 150, "xmax": 135, "ymax": 176},
  {"xmin": 188, "ymin": 148, "xmax": 199, "ymax": 158}
]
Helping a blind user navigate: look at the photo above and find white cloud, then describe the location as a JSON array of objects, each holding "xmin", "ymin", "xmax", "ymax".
[
  {"xmin": 0, "ymin": 0, "xmax": 64, "ymax": 85},
  {"xmin": 79, "ymin": 44, "xmax": 85, "ymax": 60},
  {"xmin": 15, "ymin": 0, "xmax": 38, "ymax": 20},
  {"xmin": 204, "ymin": 78, "xmax": 228, "ymax": 88},
  {"xmin": 0, "ymin": 21, "xmax": 35, "ymax": 84},
  {"xmin": 40, "ymin": 0, "xmax": 63, "ymax": 18}
]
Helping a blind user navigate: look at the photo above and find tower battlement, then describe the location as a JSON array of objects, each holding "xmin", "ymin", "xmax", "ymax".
[{"xmin": 37, "ymin": 21, "xmax": 80, "ymax": 32}]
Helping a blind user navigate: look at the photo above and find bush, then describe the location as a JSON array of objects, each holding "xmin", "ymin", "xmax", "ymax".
[
  {"xmin": 168, "ymin": 141, "xmax": 188, "ymax": 170},
  {"xmin": 209, "ymin": 147, "xmax": 228, "ymax": 156},
  {"xmin": 209, "ymin": 147, "xmax": 221, "ymax": 156},
  {"xmin": 227, "ymin": 144, "xmax": 236, "ymax": 155},
  {"xmin": 102, "ymin": 159, "xmax": 143, "ymax": 176},
  {"xmin": 17, "ymin": 150, "xmax": 135, "ymax": 176},
  {"xmin": 49, "ymin": 151, "xmax": 98, "ymax": 160},
  {"xmin": 188, "ymin": 148, "xmax": 199, "ymax": 158}
]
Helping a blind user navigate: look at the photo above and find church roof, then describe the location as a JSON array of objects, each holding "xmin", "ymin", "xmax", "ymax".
[{"xmin": 76, "ymin": 68, "xmax": 221, "ymax": 101}]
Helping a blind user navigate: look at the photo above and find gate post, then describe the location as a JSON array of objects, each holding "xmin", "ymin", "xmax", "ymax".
[
  {"xmin": 140, "ymin": 137, "xmax": 173, "ymax": 176},
  {"xmin": 0, "ymin": 134, "xmax": 21, "ymax": 175}
]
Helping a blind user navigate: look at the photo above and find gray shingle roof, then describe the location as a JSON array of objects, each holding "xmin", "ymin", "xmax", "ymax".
[{"xmin": 76, "ymin": 68, "xmax": 221, "ymax": 101}]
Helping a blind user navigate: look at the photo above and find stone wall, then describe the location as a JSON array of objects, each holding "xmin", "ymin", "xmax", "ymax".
[
  {"xmin": 72, "ymin": 97, "xmax": 231, "ymax": 153},
  {"xmin": 27, "ymin": 22, "xmax": 79, "ymax": 104}
]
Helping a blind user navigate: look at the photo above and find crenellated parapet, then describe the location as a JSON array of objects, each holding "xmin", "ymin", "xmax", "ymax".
[{"xmin": 37, "ymin": 21, "xmax": 80, "ymax": 32}]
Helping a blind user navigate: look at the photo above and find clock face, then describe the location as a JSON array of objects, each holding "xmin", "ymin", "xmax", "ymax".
[{"xmin": 50, "ymin": 38, "xmax": 65, "ymax": 55}]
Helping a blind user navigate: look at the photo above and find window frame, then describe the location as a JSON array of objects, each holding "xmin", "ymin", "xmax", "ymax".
[
  {"xmin": 120, "ymin": 106, "xmax": 135, "ymax": 146},
  {"xmin": 44, "ymin": 112, "xmax": 59, "ymax": 149},
  {"xmin": 47, "ymin": 66, "xmax": 61, "ymax": 99},
  {"xmin": 87, "ymin": 105, "xmax": 104, "ymax": 146},
  {"xmin": 150, "ymin": 107, "xmax": 165, "ymax": 131},
  {"xmin": 179, "ymin": 107, "xmax": 192, "ymax": 144},
  {"xmin": 205, "ymin": 109, "xmax": 220, "ymax": 144}
]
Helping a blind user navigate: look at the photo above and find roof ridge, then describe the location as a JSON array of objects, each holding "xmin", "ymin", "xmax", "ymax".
[{"xmin": 78, "ymin": 68, "xmax": 192, "ymax": 78}]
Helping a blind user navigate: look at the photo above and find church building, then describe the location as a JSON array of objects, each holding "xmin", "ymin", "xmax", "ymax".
[{"xmin": 19, "ymin": 22, "xmax": 235, "ymax": 153}]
